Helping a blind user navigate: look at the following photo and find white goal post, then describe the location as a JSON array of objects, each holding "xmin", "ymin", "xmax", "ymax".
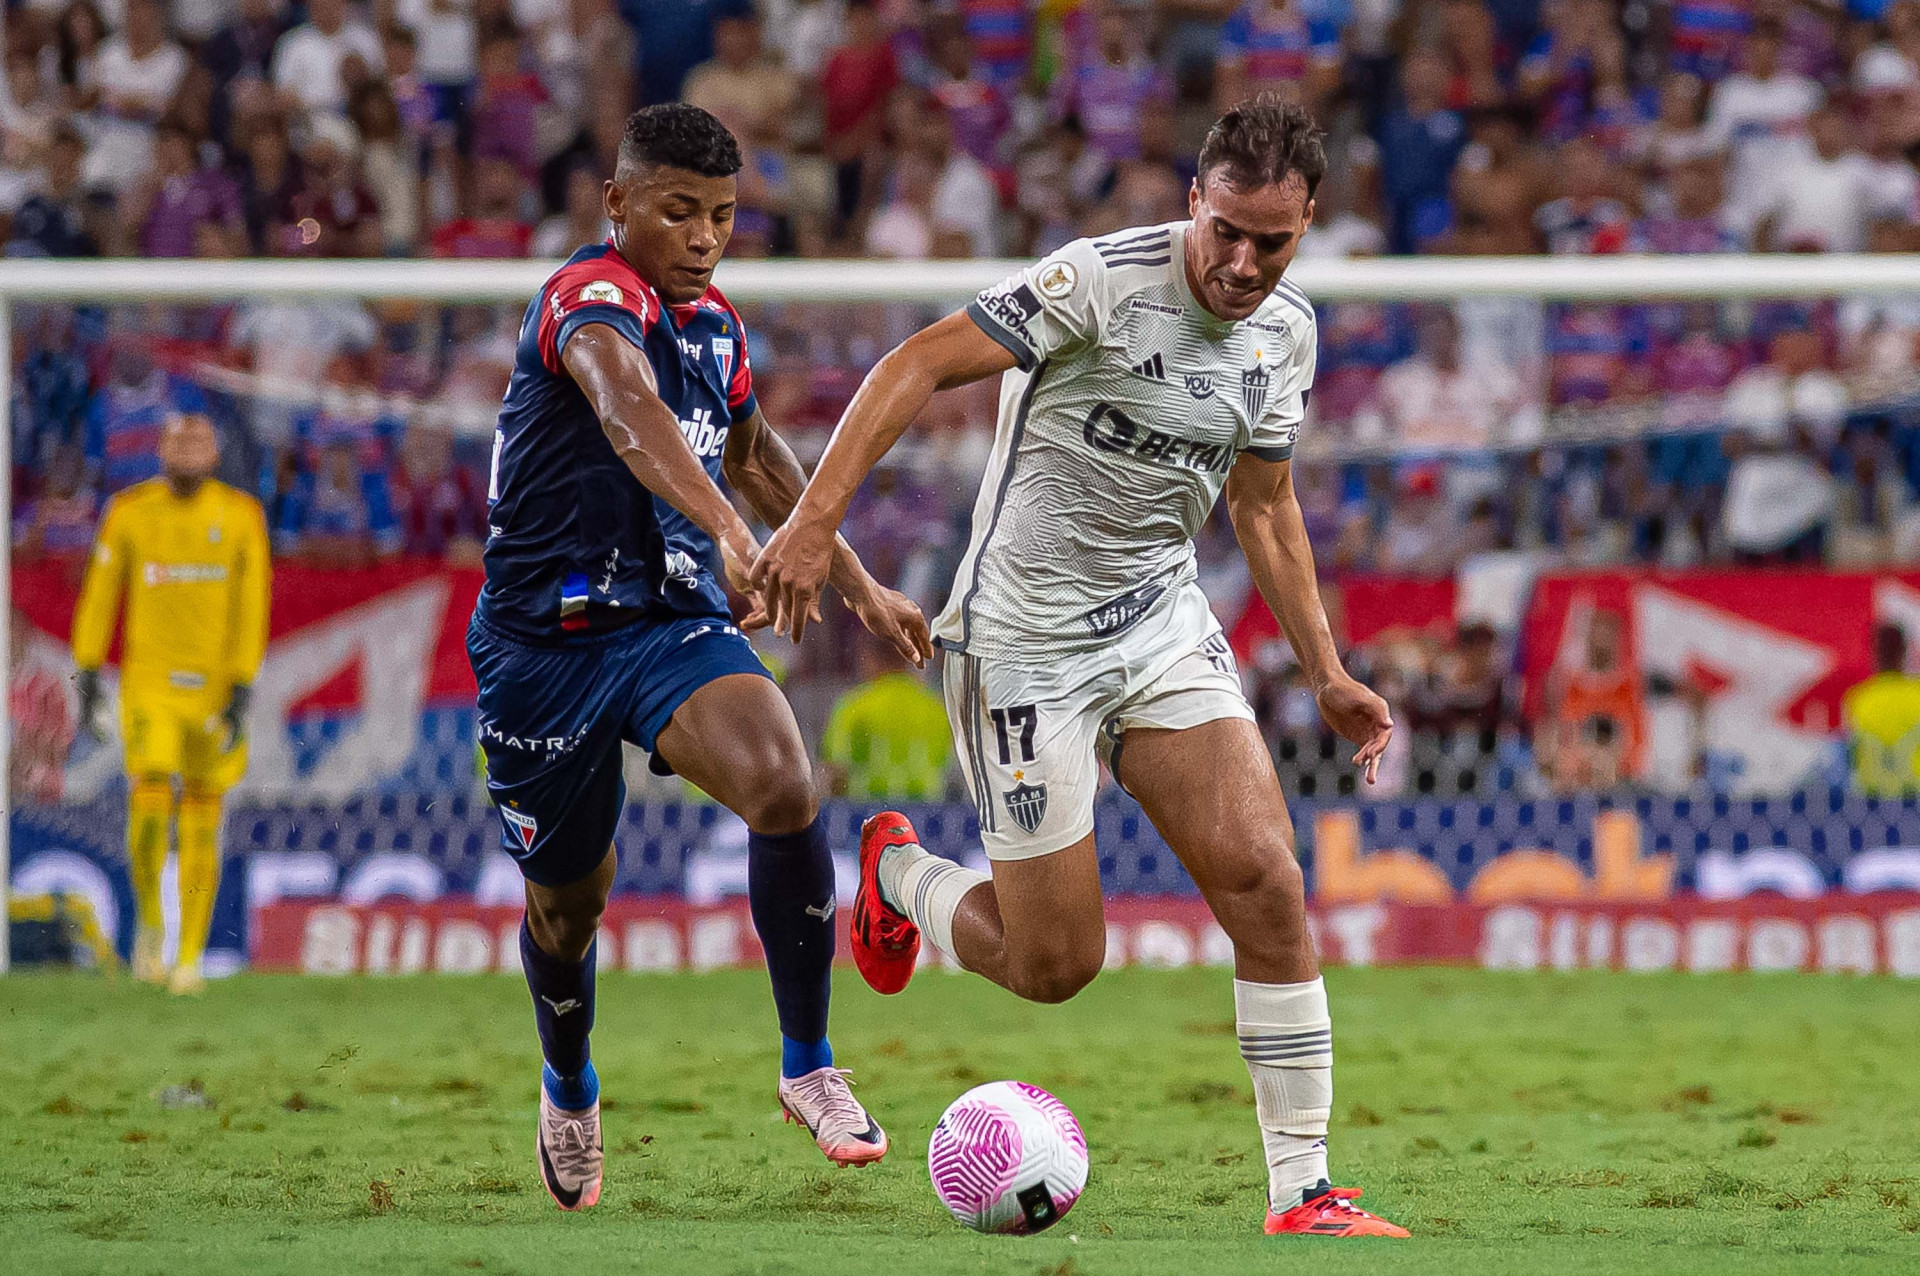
[{"xmin": 4, "ymin": 250, "xmax": 1918, "ymax": 973}]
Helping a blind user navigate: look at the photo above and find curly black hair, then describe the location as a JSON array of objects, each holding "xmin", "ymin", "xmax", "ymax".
[
  {"xmin": 618, "ymin": 103, "xmax": 742, "ymax": 178},
  {"xmin": 1197, "ymin": 95, "xmax": 1326, "ymax": 199}
]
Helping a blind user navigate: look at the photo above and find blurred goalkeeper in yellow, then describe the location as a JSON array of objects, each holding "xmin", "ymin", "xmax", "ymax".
[{"xmin": 72, "ymin": 414, "xmax": 270, "ymax": 994}]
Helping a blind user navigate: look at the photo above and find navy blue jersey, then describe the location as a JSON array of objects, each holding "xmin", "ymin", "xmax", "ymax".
[{"xmin": 477, "ymin": 241, "xmax": 758, "ymax": 641}]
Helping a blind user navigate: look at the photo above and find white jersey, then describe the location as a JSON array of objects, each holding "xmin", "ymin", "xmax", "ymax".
[{"xmin": 932, "ymin": 221, "xmax": 1318, "ymax": 664}]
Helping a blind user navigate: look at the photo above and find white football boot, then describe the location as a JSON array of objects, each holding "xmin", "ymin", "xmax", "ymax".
[
  {"xmin": 778, "ymin": 1067, "xmax": 889, "ymax": 1166},
  {"xmin": 536, "ymin": 1088, "xmax": 603, "ymax": 1210}
]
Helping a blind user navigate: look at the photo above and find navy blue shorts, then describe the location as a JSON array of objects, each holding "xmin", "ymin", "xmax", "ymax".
[{"xmin": 467, "ymin": 611, "xmax": 772, "ymax": 887}]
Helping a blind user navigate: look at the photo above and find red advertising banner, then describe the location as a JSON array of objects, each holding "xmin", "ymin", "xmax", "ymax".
[
  {"xmin": 1520, "ymin": 569, "xmax": 1920, "ymax": 792},
  {"xmin": 1230, "ymin": 576, "xmax": 1459, "ymax": 663},
  {"xmin": 254, "ymin": 894, "xmax": 1920, "ymax": 977},
  {"xmin": 21, "ymin": 557, "xmax": 1920, "ymax": 798},
  {"xmin": 15, "ymin": 559, "xmax": 486, "ymax": 705}
]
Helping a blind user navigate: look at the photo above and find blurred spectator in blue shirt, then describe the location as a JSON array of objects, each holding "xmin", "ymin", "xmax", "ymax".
[
  {"xmin": 7, "ymin": 125, "xmax": 101, "ymax": 257},
  {"xmin": 274, "ymin": 439, "xmax": 401, "ymax": 567},
  {"xmin": 85, "ymin": 337, "xmax": 212, "ymax": 495},
  {"xmin": 620, "ymin": 0, "xmax": 754, "ymax": 106},
  {"xmin": 14, "ymin": 317, "xmax": 95, "ymax": 499},
  {"xmin": 272, "ymin": 356, "xmax": 402, "ymax": 565},
  {"xmin": 389, "ymin": 425, "xmax": 487, "ymax": 564},
  {"xmin": 14, "ymin": 444, "xmax": 97, "ymax": 564},
  {"xmin": 1378, "ymin": 50, "xmax": 1467, "ymax": 252}
]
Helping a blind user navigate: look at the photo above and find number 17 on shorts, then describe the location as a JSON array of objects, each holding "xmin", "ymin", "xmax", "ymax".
[{"xmin": 944, "ymin": 652, "xmax": 1104, "ymax": 862}]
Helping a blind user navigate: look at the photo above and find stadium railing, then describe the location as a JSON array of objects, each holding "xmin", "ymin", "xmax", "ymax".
[{"xmin": 7, "ymin": 251, "xmax": 1920, "ymax": 973}]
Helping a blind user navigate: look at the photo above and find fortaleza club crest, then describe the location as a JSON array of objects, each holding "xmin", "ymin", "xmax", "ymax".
[
  {"xmin": 1003, "ymin": 777, "xmax": 1048, "ymax": 835},
  {"xmin": 1242, "ymin": 362, "xmax": 1271, "ymax": 419},
  {"xmin": 501, "ymin": 805, "xmax": 539, "ymax": 855}
]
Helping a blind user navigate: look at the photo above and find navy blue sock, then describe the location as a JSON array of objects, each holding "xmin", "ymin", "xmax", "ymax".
[
  {"xmin": 748, "ymin": 815, "xmax": 837, "ymax": 1077},
  {"xmin": 520, "ymin": 920, "xmax": 599, "ymax": 1108}
]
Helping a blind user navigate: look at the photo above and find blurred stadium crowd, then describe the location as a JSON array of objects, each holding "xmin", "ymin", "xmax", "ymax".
[{"xmin": 9, "ymin": 0, "xmax": 1920, "ymax": 803}]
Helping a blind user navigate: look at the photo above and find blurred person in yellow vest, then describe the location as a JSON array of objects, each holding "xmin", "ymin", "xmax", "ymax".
[
  {"xmin": 71, "ymin": 413, "xmax": 271, "ymax": 994},
  {"xmin": 820, "ymin": 635, "xmax": 951, "ymax": 801},
  {"xmin": 1844, "ymin": 623, "xmax": 1920, "ymax": 797}
]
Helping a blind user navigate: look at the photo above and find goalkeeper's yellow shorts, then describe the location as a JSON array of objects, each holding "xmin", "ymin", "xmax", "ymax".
[{"xmin": 120, "ymin": 685, "xmax": 247, "ymax": 793}]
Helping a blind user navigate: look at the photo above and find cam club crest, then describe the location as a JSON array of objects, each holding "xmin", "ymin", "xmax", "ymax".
[
  {"xmin": 1242, "ymin": 362, "xmax": 1271, "ymax": 419},
  {"xmin": 1003, "ymin": 779, "xmax": 1049, "ymax": 835}
]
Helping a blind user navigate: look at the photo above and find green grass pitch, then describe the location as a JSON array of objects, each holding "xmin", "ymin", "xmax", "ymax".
[{"xmin": 3, "ymin": 966, "xmax": 1917, "ymax": 1275}]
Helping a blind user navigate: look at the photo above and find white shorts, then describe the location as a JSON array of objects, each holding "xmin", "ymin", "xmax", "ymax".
[{"xmin": 944, "ymin": 624, "xmax": 1255, "ymax": 860}]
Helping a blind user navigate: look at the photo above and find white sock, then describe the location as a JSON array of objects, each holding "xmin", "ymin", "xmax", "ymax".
[
  {"xmin": 1236, "ymin": 976, "xmax": 1333, "ymax": 1209},
  {"xmin": 877, "ymin": 842, "xmax": 988, "ymax": 961}
]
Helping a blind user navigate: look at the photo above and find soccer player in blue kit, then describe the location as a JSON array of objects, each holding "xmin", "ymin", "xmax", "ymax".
[{"xmin": 467, "ymin": 104, "xmax": 933, "ymax": 1210}]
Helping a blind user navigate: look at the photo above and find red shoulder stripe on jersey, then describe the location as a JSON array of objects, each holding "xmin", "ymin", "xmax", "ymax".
[
  {"xmin": 702, "ymin": 284, "xmax": 755, "ymax": 411},
  {"xmin": 537, "ymin": 252, "xmax": 659, "ymax": 374}
]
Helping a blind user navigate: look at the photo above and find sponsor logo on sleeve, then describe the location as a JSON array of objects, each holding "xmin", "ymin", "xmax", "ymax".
[
  {"xmin": 579, "ymin": 280, "xmax": 624, "ymax": 305},
  {"xmin": 981, "ymin": 283, "xmax": 1043, "ymax": 332}
]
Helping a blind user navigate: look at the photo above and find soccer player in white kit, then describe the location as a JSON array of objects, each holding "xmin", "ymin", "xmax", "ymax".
[{"xmin": 754, "ymin": 99, "xmax": 1409, "ymax": 1238}]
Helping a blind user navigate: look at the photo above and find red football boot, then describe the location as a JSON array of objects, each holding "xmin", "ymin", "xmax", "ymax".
[
  {"xmin": 1265, "ymin": 1184, "xmax": 1410, "ymax": 1238},
  {"xmin": 852, "ymin": 811, "xmax": 922, "ymax": 994}
]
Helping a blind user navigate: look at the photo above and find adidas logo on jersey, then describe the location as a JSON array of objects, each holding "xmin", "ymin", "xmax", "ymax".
[{"xmin": 1129, "ymin": 352, "xmax": 1167, "ymax": 381}]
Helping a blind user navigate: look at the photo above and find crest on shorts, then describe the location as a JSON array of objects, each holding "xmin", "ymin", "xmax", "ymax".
[
  {"xmin": 1003, "ymin": 781, "xmax": 1048, "ymax": 835},
  {"xmin": 501, "ymin": 805, "xmax": 539, "ymax": 855}
]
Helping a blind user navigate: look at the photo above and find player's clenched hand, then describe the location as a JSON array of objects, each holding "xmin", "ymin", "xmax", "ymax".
[
  {"xmin": 1316, "ymin": 675, "xmax": 1394, "ymax": 785},
  {"xmin": 751, "ymin": 518, "xmax": 833, "ymax": 645},
  {"xmin": 846, "ymin": 581, "xmax": 935, "ymax": 668}
]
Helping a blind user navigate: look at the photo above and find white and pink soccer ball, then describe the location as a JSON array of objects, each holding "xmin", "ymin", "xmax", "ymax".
[{"xmin": 927, "ymin": 1081, "xmax": 1089, "ymax": 1234}]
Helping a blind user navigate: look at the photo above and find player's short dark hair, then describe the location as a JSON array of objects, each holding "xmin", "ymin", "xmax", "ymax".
[
  {"xmin": 1197, "ymin": 95, "xmax": 1326, "ymax": 200},
  {"xmin": 619, "ymin": 104, "xmax": 742, "ymax": 179}
]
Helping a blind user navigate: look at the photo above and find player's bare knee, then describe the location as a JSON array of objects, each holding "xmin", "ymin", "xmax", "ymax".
[
  {"xmin": 525, "ymin": 895, "xmax": 602, "ymax": 962},
  {"xmin": 738, "ymin": 769, "xmax": 818, "ymax": 835},
  {"xmin": 1216, "ymin": 840, "xmax": 1303, "ymax": 905},
  {"xmin": 1010, "ymin": 944, "xmax": 1103, "ymax": 1004}
]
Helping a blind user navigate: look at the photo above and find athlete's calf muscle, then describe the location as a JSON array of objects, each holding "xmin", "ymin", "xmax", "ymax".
[{"xmin": 958, "ymin": 833, "xmax": 1106, "ymax": 1003}]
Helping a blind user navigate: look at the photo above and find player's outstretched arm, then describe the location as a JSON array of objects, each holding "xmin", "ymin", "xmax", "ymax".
[
  {"xmin": 69, "ymin": 495, "xmax": 131, "ymax": 741},
  {"xmin": 722, "ymin": 406, "xmax": 933, "ymax": 664},
  {"xmin": 562, "ymin": 324, "xmax": 764, "ymax": 600},
  {"xmin": 753, "ymin": 310, "xmax": 1017, "ymax": 643},
  {"xmin": 1225, "ymin": 451, "xmax": 1393, "ymax": 783}
]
